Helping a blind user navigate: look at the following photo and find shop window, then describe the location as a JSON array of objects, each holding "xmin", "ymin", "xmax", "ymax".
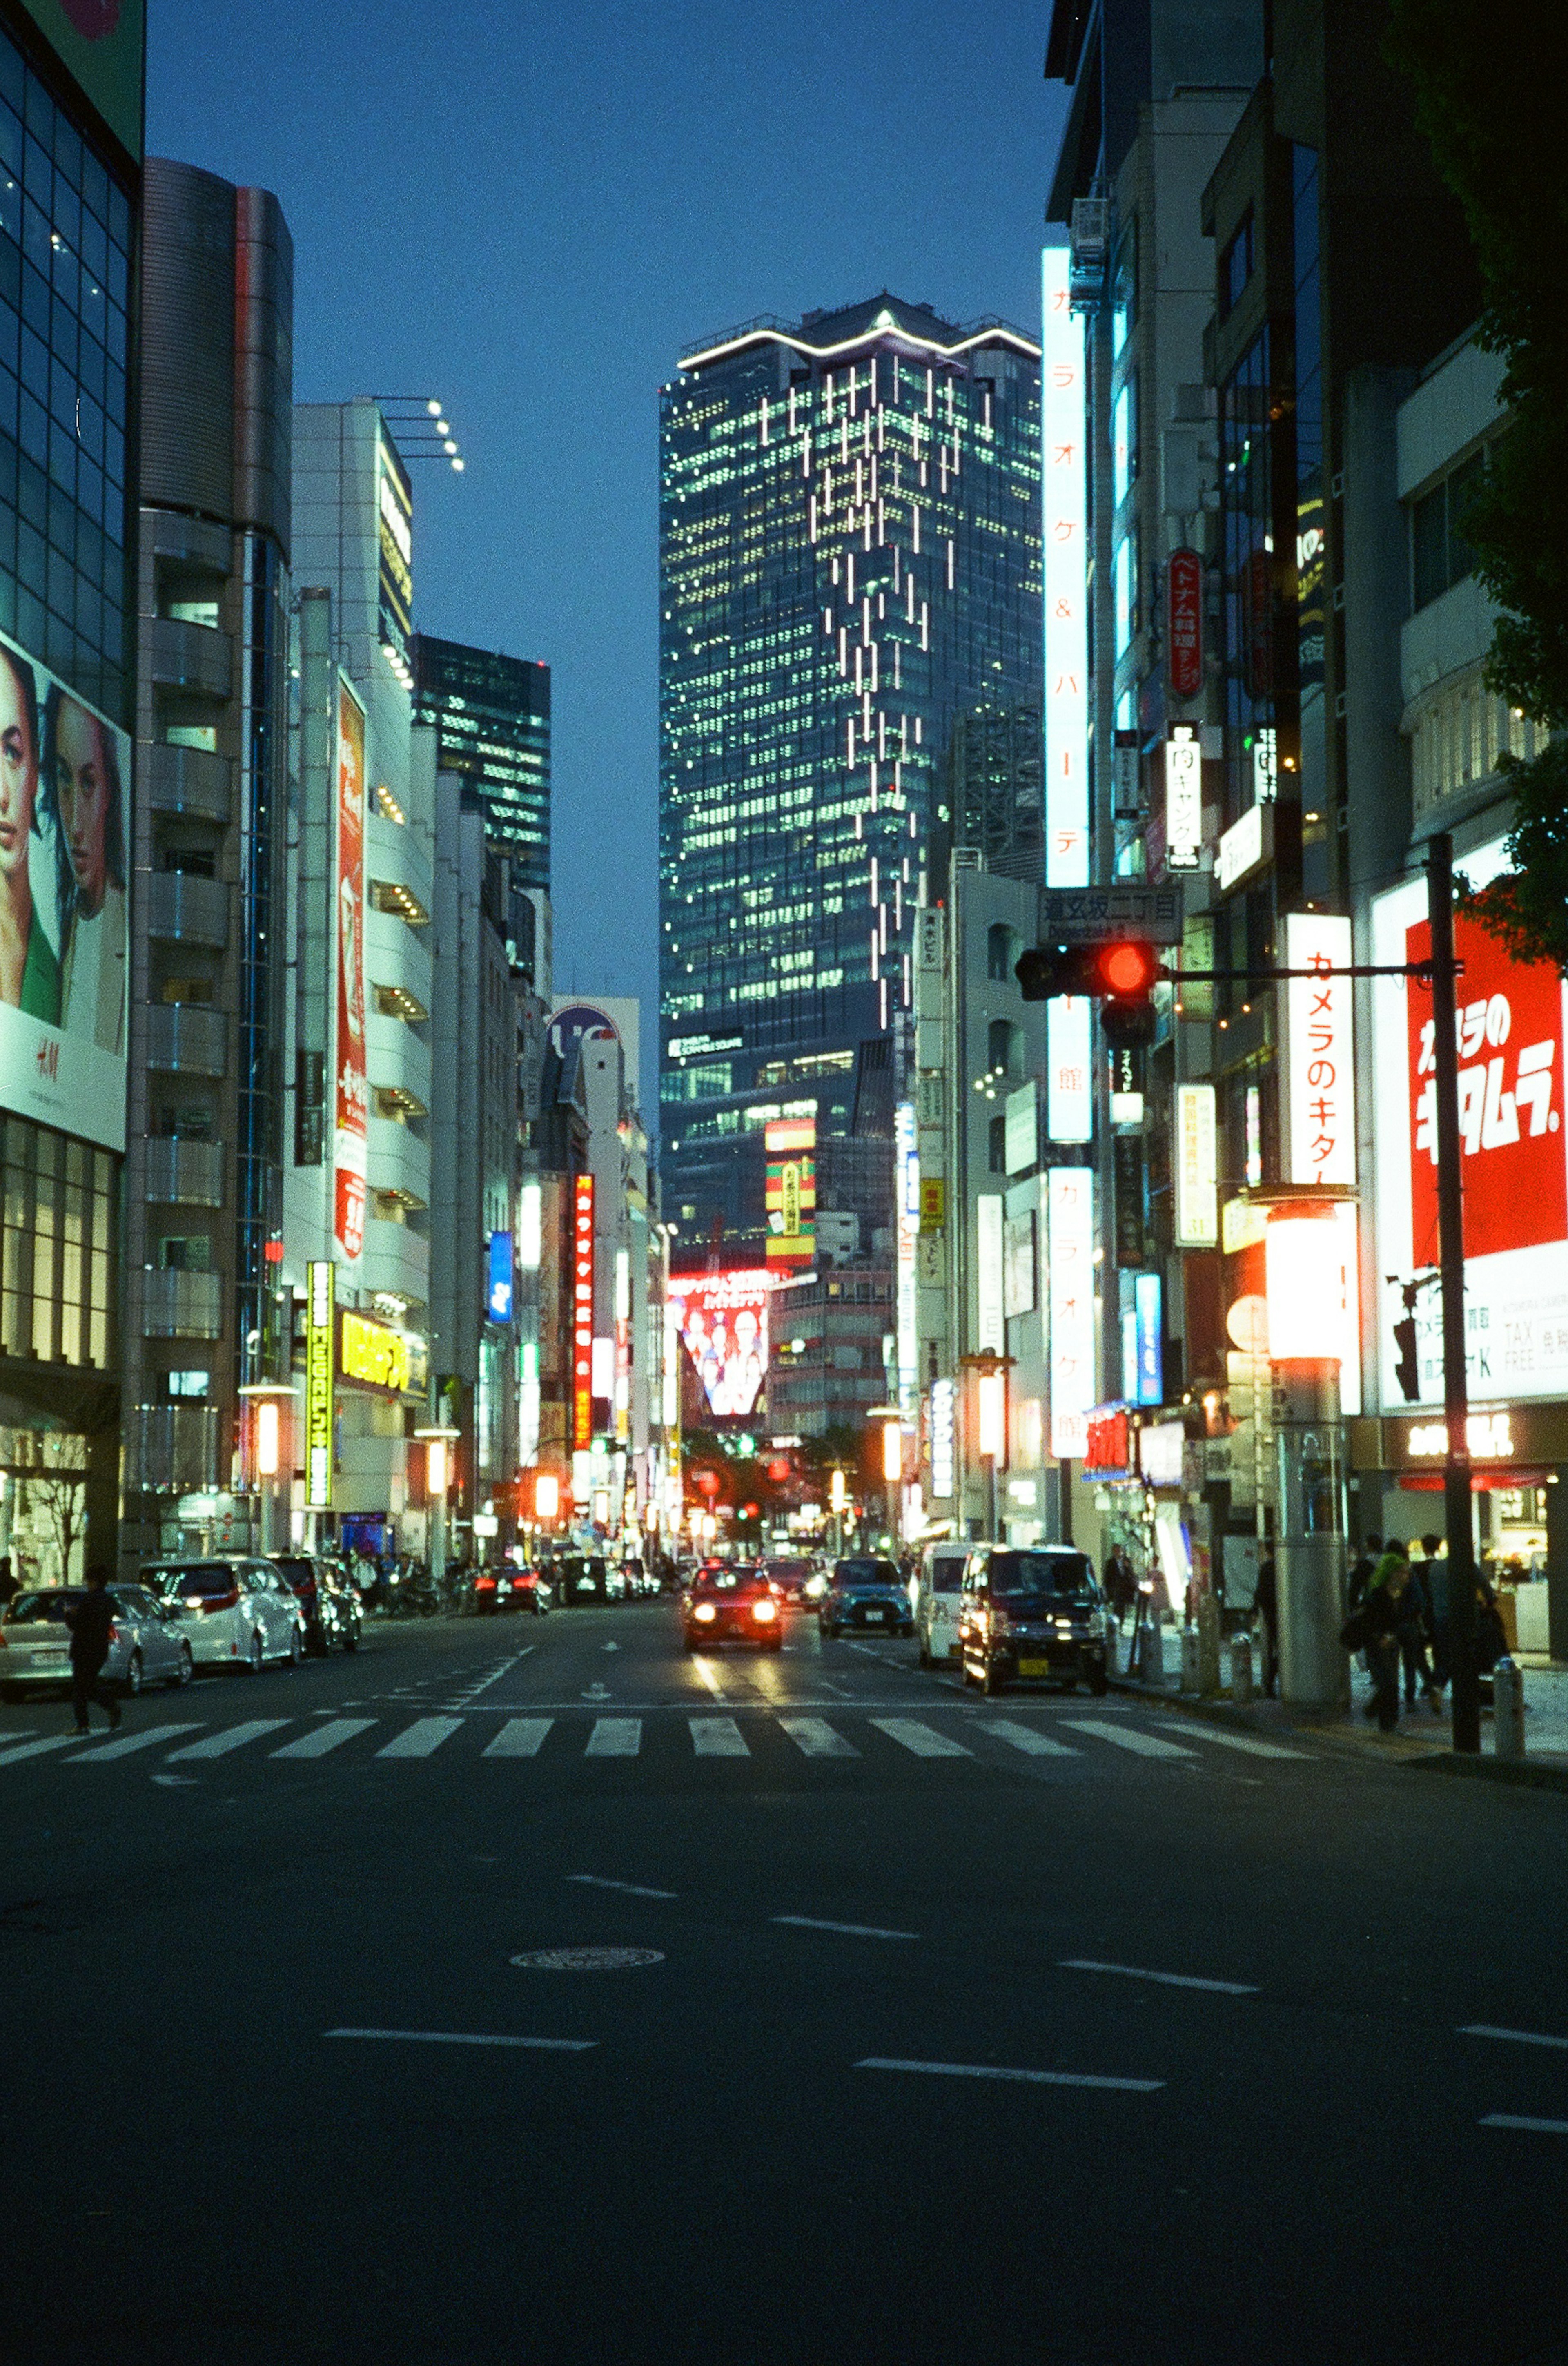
[
  {"xmin": 165, "ymin": 1369, "xmax": 210, "ymax": 1398},
  {"xmin": 159, "ymin": 1236, "xmax": 210, "ymax": 1272},
  {"xmin": 1409, "ymin": 447, "xmax": 1488, "ymax": 613}
]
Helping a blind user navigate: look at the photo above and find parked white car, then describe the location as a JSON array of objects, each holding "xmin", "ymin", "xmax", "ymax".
[
  {"xmin": 0, "ymin": 1582, "xmax": 195, "ymax": 1695},
  {"xmin": 914, "ymin": 1541, "xmax": 974, "ymax": 1669},
  {"xmin": 140, "ymin": 1557, "xmax": 304, "ymax": 1673}
]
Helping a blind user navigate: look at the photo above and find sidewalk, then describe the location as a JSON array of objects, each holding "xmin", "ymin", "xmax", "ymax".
[{"xmin": 1108, "ymin": 1622, "xmax": 1568, "ymax": 1779}]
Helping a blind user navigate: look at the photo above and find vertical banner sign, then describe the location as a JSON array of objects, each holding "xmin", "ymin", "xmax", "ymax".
[
  {"xmin": 1164, "ymin": 725, "xmax": 1203, "ymax": 871},
  {"xmin": 1167, "ymin": 549, "xmax": 1203, "ymax": 699},
  {"xmin": 1134, "ymin": 1271, "xmax": 1163, "ymax": 1406},
  {"xmin": 764, "ymin": 1116, "xmax": 817, "ymax": 1263},
  {"xmin": 929, "ymin": 1377, "xmax": 956, "ymax": 1499},
  {"xmin": 1047, "ymin": 997, "xmax": 1093, "ymax": 1142},
  {"xmin": 487, "ymin": 1230, "xmax": 514, "ymax": 1322},
  {"xmin": 976, "ymin": 1194, "xmax": 1005, "ymax": 1354},
  {"xmin": 305, "ymin": 1261, "xmax": 335, "ymax": 1510},
  {"xmin": 1282, "ymin": 912, "xmax": 1356, "ymax": 1186},
  {"xmin": 1174, "ymin": 1082, "xmax": 1219, "ymax": 1247},
  {"xmin": 1047, "ymin": 1169, "xmax": 1096, "ymax": 1458},
  {"xmin": 334, "ymin": 680, "xmax": 368, "ymax": 1262},
  {"xmin": 572, "ymin": 1173, "xmax": 595, "ymax": 1451},
  {"xmin": 895, "ymin": 1101, "xmax": 919, "ymax": 1413},
  {"xmin": 1042, "ymin": 249, "xmax": 1089, "ymax": 886}
]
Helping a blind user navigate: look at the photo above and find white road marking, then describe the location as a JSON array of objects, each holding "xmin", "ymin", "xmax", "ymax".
[
  {"xmin": 567, "ymin": 1874, "xmax": 677, "ymax": 1898},
  {"xmin": 326, "ymin": 2028, "xmax": 595, "ymax": 2052},
  {"xmin": 71, "ymin": 1724, "xmax": 203, "ymax": 1761},
  {"xmin": 690, "ymin": 1716, "xmax": 749, "ymax": 1757},
  {"xmin": 690, "ymin": 1658, "xmax": 725, "ymax": 1699},
  {"xmin": 1062, "ymin": 1720, "xmax": 1195, "ymax": 1760},
  {"xmin": 584, "ymin": 1718, "xmax": 641, "ymax": 1757},
  {"xmin": 1463, "ymin": 2024, "xmax": 1568, "ymax": 2051},
  {"xmin": 858, "ymin": 2058, "xmax": 1164, "ymax": 2092},
  {"xmin": 483, "ymin": 1719, "xmax": 554, "ymax": 1758},
  {"xmin": 458, "ymin": 1654, "xmax": 531, "ymax": 1701},
  {"xmin": 1153, "ymin": 1722, "xmax": 1307, "ymax": 1761},
  {"xmin": 980, "ymin": 1719, "xmax": 1079, "ymax": 1757},
  {"xmin": 1060, "ymin": 1958, "xmax": 1259, "ymax": 1995},
  {"xmin": 604, "ymin": 1641, "xmax": 619, "ymax": 1652},
  {"xmin": 152, "ymin": 1773, "xmax": 198, "ymax": 1786},
  {"xmin": 1481, "ymin": 2114, "xmax": 1568, "ymax": 2135},
  {"xmin": 779, "ymin": 1717, "xmax": 858, "ymax": 1759},
  {"xmin": 271, "ymin": 1719, "xmax": 376, "ymax": 1760},
  {"xmin": 775, "ymin": 1916, "xmax": 917, "ymax": 1940},
  {"xmin": 167, "ymin": 1721, "xmax": 290, "ymax": 1761},
  {"xmin": 870, "ymin": 1717, "xmax": 973, "ymax": 1759},
  {"xmin": 375, "ymin": 1717, "xmax": 465, "ymax": 1759},
  {"xmin": 0, "ymin": 1734, "xmax": 88, "ymax": 1765}
]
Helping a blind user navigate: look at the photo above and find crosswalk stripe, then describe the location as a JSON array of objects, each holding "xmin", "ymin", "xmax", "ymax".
[
  {"xmin": 71, "ymin": 1724, "xmax": 203, "ymax": 1760},
  {"xmin": 778, "ymin": 1717, "xmax": 859, "ymax": 1759},
  {"xmin": 483, "ymin": 1718, "xmax": 554, "ymax": 1758},
  {"xmin": 0, "ymin": 1733, "xmax": 87, "ymax": 1765},
  {"xmin": 376, "ymin": 1716, "xmax": 464, "ymax": 1759},
  {"xmin": 1153, "ymin": 1722, "xmax": 1307, "ymax": 1762},
  {"xmin": 870, "ymin": 1717, "xmax": 973, "ymax": 1759},
  {"xmin": 167, "ymin": 1720, "xmax": 290, "ymax": 1761},
  {"xmin": 980, "ymin": 1719, "xmax": 1080, "ymax": 1757},
  {"xmin": 271, "ymin": 1718, "xmax": 377, "ymax": 1760},
  {"xmin": 584, "ymin": 1718, "xmax": 641, "ymax": 1757},
  {"xmin": 1062, "ymin": 1719, "xmax": 1194, "ymax": 1760},
  {"xmin": 690, "ymin": 1716, "xmax": 749, "ymax": 1757}
]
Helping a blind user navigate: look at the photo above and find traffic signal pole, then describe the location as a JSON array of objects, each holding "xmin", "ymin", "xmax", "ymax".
[{"xmin": 1426, "ymin": 833, "xmax": 1479, "ymax": 1753}]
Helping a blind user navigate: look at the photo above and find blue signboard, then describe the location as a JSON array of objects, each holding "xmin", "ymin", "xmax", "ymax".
[
  {"xmin": 487, "ymin": 1229, "xmax": 514, "ymax": 1324},
  {"xmin": 1134, "ymin": 1271, "xmax": 1163, "ymax": 1407}
]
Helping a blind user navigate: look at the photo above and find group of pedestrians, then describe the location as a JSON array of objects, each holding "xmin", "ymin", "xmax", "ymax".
[{"xmin": 1341, "ymin": 1532, "xmax": 1507, "ymax": 1733}]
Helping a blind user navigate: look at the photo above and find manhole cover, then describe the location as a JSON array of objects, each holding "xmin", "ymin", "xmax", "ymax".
[{"xmin": 510, "ymin": 1946, "xmax": 665, "ymax": 1971}]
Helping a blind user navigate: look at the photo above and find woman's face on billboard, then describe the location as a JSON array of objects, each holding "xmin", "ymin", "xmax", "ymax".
[
  {"xmin": 0, "ymin": 656, "xmax": 36, "ymax": 885},
  {"xmin": 54, "ymin": 698, "xmax": 109, "ymax": 912}
]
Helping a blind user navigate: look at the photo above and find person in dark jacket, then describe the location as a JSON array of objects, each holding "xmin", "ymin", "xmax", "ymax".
[
  {"xmin": 63, "ymin": 1563, "xmax": 120, "ymax": 1734},
  {"xmin": 1359, "ymin": 1543, "xmax": 1412, "ymax": 1733},
  {"xmin": 1255, "ymin": 1552, "xmax": 1279, "ymax": 1699},
  {"xmin": 1346, "ymin": 1536, "xmax": 1382, "ymax": 1616}
]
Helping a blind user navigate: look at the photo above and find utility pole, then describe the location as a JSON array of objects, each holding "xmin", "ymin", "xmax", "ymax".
[{"xmin": 1426, "ymin": 834, "xmax": 1479, "ymax": 1752}]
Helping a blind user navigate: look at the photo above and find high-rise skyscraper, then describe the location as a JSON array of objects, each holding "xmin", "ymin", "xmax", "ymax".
[
  {"xmin": 413, "ymin": 632, "xmax": 550, "ymax": 975},
  {"xmin": 659, "ymin": 294, "xmax": 1041, "ymax": 1256}
]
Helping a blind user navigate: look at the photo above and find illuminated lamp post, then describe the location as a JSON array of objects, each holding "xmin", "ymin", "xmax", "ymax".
[
  {"xmin": 961, "ymin": 1351, "xmax": 1013, "ymax": 1542},
  {"xmin": 829, "ymin": 1466, "xmax": 847, "ymax": 1557},
  {"xmin": 1262, "ymin": 1189, "xmax": 1354, "ymax": 1710},
  {"xmin": 239, "ymin": 1383, "xmax": 297, "ymax": 1557},
  {"xmin": 414, "ymin": 1424, "xmax": 459, "ymax": 1589}
]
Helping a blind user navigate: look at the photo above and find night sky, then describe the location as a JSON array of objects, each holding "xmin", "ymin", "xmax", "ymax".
[{"xmin": 148, "ymin": 1, "xmax": 1067, "ymax": 1113}]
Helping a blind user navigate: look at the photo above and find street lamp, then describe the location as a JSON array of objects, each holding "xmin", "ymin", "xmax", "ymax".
[
  {"xmin": 960, "ymin": 1352, "xmax": 1013, "ymax": 1542},
  {"xmin": 414, "ymin": 1424, "xmax": 459, "ymax": 1587},
  {"xmin": 239, "ymin": 1383, "xmax": 298, "ymax": 1557}
]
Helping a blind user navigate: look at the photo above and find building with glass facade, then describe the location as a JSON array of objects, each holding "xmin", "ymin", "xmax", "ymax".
[
  {"xmin": 659, "ymin": 294, "xmax": 1041, "ymax": 1260},
  {"xmin": 0, "ymin": 4, "xmax": 140, "ymax": 1581},
  {"xmin": 412, "ymin": 632, "xmax": 550, "ymax": 974}
]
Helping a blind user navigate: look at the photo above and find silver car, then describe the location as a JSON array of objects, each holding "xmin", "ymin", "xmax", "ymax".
[
  {"xmin": 0, "ymin": 1583, "xmax": 195, "ymax": 1696},
  {"xmin": 139, "ymin": 1557, "xmax": 304, "ymax": 1672}
]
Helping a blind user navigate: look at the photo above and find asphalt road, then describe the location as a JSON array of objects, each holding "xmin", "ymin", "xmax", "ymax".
[{"xmin": 3, "ymin": 1597, "xmax": 1566, "ymax": 2366}]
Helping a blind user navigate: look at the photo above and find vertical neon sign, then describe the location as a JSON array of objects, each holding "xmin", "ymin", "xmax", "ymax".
[
  {"xmin": 1042, "ymin": 249, "xmax": 1088, "ymax": 888},
  {"xmin": 572, "ymin": 1173, "xmax": 595, "ymax": 1452}
]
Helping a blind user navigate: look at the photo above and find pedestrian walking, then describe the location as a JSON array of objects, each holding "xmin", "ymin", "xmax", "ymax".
[
  {"xmin": 1103, "ymin": 1546, "xmax": 1136, "ymax": 1627},
  {"xmin": 1346, "ymin": 1535, "xmax": 1382, "ymax": 1616},
  {"xmin": 1349, "ymin": 1540, "xmax": 1412, "ymax": 1733},
  {"xmin": 1400, "ymin": 1553, "xmax": 1442, "ymax": 1712},
  {"xmin": 1255, "ymin": 1550, "xmax": 1279, "ymax": 1699},
  {"xmin": 0, "ymin": 1552, "xmax": 15, "ymax": 1608},
  {"xmin": 63, "ymin": 1563, "xmax": 120, "ymax": 1735}
]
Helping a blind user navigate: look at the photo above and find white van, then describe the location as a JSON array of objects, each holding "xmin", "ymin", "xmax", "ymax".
[{"xmin": 914, "ymin": 1541, "xmax": 972, "ymax": 1668}]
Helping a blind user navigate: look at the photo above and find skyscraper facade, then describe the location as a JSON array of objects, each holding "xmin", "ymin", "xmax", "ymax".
[
  {"xmin": 659, "ymin": 294, "xmax": 1041, "ymax": 1255},
  {"xmin": 412, "ymin": 631, "xmax": 550, "ymax": 974}
]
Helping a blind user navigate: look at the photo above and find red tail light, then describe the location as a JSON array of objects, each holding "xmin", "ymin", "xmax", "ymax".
[
  {"xmin": 475, "ymin": 1576, "xmax": 497, "ymax": 1592},
  {"xmin": 517, "ymin": 1574, "xmax": 537, "ymax": 1589},
  {"xmin": 108, "ymin": 1621, "xmax": 122, "ymax": 1643},
  {"xmin": 192, "ymin": 1588, "xmax": 239, "ymax": 1614}
]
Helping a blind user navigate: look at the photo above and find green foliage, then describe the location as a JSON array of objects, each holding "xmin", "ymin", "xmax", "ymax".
[{"xmin": 1458, "ymin": 745, "xmax": 1568, "ymax": 974}]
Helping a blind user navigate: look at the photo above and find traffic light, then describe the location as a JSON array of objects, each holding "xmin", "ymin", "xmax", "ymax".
[
  {"xmin": 1392, "ymin": 1313, "xmax": 1419, "ymax": 1402},
  {"xmin": 1015, "ymin": 938, "xmax": 1159, "ymax": 1048}
]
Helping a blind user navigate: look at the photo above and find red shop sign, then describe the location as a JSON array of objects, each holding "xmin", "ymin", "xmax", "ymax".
[{"xmin": 1167, "ymin": 549, "xmax": 1203, "ymax": 700}]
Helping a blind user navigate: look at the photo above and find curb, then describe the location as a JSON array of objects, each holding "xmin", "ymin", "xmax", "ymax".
[
  {"xmin": 1412, "ymin": 1753, "xmax": 1568, "ymax": 1794},
  {"xmin": 1109, "ymin": 1670, "xmax": 1450, "ymax": 1768}
]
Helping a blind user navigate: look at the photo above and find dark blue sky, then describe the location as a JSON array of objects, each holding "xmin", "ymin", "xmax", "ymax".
[{"xmin": 149, "ymin": 2, "xmax": 1067, "ymax": 1104}]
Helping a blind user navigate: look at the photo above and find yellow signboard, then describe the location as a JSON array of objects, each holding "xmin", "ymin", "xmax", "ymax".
[
  {"xmin": 339, "ymin": 1309, "xmax": 411, "ymax": 1394},
  {"xmin": 305, "ymin": 1262, "xmax": 334, "ymax": 1509},
  {"xmin": 919, "ymin": 1177, "xmax": 947, "ymax": 1234}
]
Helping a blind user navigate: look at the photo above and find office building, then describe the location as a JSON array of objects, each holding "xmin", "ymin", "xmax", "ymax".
[
  {"xmin": 659, "ymin": 294, "xmax": 1042, "ymax": 1261},
  {"xmin": 0, "ymin": 7, "xmax": 140, "ymax": 1579},
  {"xmin": 412, "ymin": 631, "xmax": 551, "ymax": 974},
  {"xmin": 122, "ymin": 158, "xmax": 293, "ymax": 1563}
]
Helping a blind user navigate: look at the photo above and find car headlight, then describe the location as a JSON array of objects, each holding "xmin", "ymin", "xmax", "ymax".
[
  {"xmin": 693, "ymin": 1602, "xmax": 717, "ymax": 1623},
  {"xmin": 751, "ymin": 1598, "xmax": 777, "ymax": 1622}
]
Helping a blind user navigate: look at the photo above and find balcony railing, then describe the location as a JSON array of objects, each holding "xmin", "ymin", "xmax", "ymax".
[
  {"xmin": 145, "ymin": 1003, "xmax": 225, "ymax": 1077},
  {"xmin": 144, "ymin": 1136, "xmax": 225, "ymax": 1208},
  {"xmin": 127, "ymin": 1401, "xmax": 222, "ymax": 1492},
  {"xmin": 147, "ymin": 871, "xmax": 228, "ymax": 948},
  {"xmin": 148, "ymin": 615, "xmax": 232, "ymax": 698},
  {"xmin": 140, "ymin": 1268, "xmax": 223, "ymax": 1341},
  {"xmin": 147, "ymin": 742, "xmax": 231, "ymax": 823}
]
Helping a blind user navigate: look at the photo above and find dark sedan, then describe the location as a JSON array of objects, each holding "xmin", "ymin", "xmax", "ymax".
[
  {"xmin": 680, "ymin": 1565, "xmax": 783, "ymax": 1652},
  {"xmin": 819, "ymin": 1555, "xmax": 913, "ymax": 1639},
  {"xmin": 958, "ymin": 1545, "xmax": 1109, "ymax": 1696}
]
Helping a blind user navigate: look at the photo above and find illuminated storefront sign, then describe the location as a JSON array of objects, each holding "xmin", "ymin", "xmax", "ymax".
[
  {"xmin": 1175, "ymin": 1082, "xmax": 1219, "ymax": 1248},
  {"xmin": 1047, "ymin": 1167, "xmax": 1095, "ymax": 1458},
  {"xmin": 517, "ymin": 1180, "xmax": 542, "ymax": 1270},
  {"xmin": 1042, "ymin": 247, "xmax": 1088, "ymax": 887},
  {"xmin": 929, "ymin": 1377, "xmax": 956, "ymax": 1499},
  {"xmin": 488, "ymin": 1229, "xmax": 514, "ymax": 1322},
  {"xmin": 1167, "ymin": 548, "xmax": 1203, "ymax": 700},
  {"xmin": 668, "ymin": 1270, "xmax": 773, "ymax": 1418},
  {"xmin": 1408, "ymin": 1411, "xmax": 1514, "ymax": 1460},
  {"xmin": 896, "ymin": 1100, "xmax": 918, "ymax": 1412},
  {"xmin": 376, "ymin": 437, "xmax": 414, "ymax": 673},
  {"xmin": 338, "ymin": 1307, "xmax": 410, "ymax": 1395},
  {"xmin": 1047, "ymin": 996, "xmax": 1092, "ymax": 1143},
  {"xmin": 976, "ymin": 1195, "xmax": 1005, "ymax": 1354},
  {"xmin": 765, "ymin": 1115, "xmax": 816, "ymax": 1264},
  {"xmin": 305, "ymin": 1261, "xmax": 334, "ymax": 1510},
  {"xmin": 1164, "ymin": 724, "xmax": 1203, "ymax": 871},
  {"xmin": 1216, "ymin": 798, "xmax": 1270, "ymax": 894},
  {"xmin": 1134, "ymin": 1271, "xmax": 1163, "ymax": 1406},
  {"xmin": 1283, "ymin": 912, "xmax": 1356, "ymax": 1187},
  {"xmin": 1373, "ymin": 839, "xmax": 1568, "ymax": 1409},
  {"xmin": 572, "ymin": 1173, "xmax": 595, "ymax": 1450},
  {"xmin": 333, "ymin": 679, "xmax": 368, "ymax": 1263}
]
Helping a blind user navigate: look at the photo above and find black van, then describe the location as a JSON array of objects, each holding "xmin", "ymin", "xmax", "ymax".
[{"xmin": 958, "ymin": 1546, "xmax": 1109, "ymax": 1695}]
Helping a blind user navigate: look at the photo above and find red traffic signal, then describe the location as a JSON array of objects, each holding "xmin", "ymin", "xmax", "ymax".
[
  {"xmin": 1098, "ymin": 940, "xmax": 1159, "ymax": 997},
  {"xmin": 1015, "ymin": 937, "xmax": 1159, "ymax": 1048}
]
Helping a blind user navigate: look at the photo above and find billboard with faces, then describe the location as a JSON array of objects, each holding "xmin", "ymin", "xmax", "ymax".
[{"xmin": 0, "ymin": 626, "xmax": 127, "ymax": 1151}]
